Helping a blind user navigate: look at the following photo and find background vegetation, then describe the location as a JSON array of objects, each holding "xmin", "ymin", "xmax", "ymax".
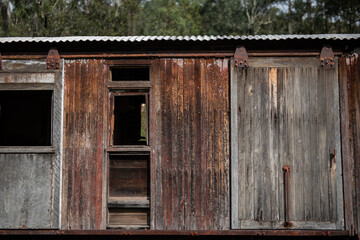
[{"xmin": 0, "ymin": 0, "xmax": 359, "ymax": 37}]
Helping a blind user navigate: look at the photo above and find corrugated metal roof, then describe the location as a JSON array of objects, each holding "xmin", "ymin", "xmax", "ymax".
[{"xmin": 0, "ymin": 34, "xmax": 359, "ymax": 43}]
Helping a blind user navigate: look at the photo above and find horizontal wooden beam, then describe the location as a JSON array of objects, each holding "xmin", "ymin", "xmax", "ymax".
[
  {"xmin": 0, "ymin": 230, "xmax": 350, "ymax": 236},
  {"xmin": 1, "ymin": 51, "xmax": 344, "ymax": 59},
  {"xmin": 0, "ymin": 146, "xmax": 55, "ymax": 154}
]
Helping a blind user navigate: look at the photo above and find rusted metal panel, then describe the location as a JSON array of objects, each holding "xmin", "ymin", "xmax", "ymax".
[
  {"xmin": 0, "ymin": 154, "xmax": 54, "ymax": 228},
  {"xmin": 62, "ymin": 59, "xmax": 107, "ymax": 230},
  {"xmin": 153, "ymin": 58, "xmax": 230, "ymax": 230}
]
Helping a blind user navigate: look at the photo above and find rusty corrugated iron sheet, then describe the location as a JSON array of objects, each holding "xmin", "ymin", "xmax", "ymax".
[{"xmin": 0, "ymin": 34, "xmax": 359, "ymax": 44}]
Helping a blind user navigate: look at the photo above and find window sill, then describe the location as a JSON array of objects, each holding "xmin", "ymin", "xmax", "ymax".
[{"xmin": 0, "ymin": 146, "xmax": 55, "ymax": 154}]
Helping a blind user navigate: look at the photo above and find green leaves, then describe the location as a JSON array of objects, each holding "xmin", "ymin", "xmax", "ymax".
[{"xmin": 0, "ymin": 0, "xmax": 358, "ymax": 37}]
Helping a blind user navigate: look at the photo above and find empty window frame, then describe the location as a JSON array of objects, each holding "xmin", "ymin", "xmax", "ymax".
[
  {"xmin": 110, "ymin": 92, "xmax": 149, "ymax": 146},
  {"xmin": 107, "ymin": 153, "xmax": 150, "ymax": 229},
  {"xmin": 111, "ymin": 66, "xmax": 149, "ymax": 81},
  {"xmin": 0, "ymin": 90, "xmax": 52, "ymax": 146}
]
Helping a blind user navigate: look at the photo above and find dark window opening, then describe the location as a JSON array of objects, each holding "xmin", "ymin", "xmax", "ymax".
[
  {"xmin": 0, "ymin": 90, "xmax": 52, "ymax": 146},
  {"xmin": 113, "ymin": 95, "xmax": 148, "ymax": 145},
  {"xmin": 111, "ymin": 67, "xmax": 149, "ymax": 81}
]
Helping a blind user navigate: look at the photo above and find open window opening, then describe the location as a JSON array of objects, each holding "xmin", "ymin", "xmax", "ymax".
[
  {"xmin": 112, "ymin": 93, "xmax": 148, "ymax": 146},
  {"xmin": 111, "ymin": 67, "xmax": 149, "ymax": 81},
  {"xmin": 108, "ymin": 153, "xmax": 150, "ymax": 229},
  {"xmin": 0, "ymin": 90, "xmax": 52, "ymax": 146}
]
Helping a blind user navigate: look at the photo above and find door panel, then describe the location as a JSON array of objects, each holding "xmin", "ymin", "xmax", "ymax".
[{"xmin": 231, "ymin": 58, "xmax": 344, "ymax": 229}]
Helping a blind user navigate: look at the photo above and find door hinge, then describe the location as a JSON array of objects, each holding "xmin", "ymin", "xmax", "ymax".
[
  {"xmin": 320, "ymin": 46, "xmax": 335, "ymax": 68},
  {"xmin": 47, "ymin": 48, "xmax": 60, "ymax": 70},
  {"xmin": 234, "ymin": 46, "xmax": 248, "ymax": 68}
]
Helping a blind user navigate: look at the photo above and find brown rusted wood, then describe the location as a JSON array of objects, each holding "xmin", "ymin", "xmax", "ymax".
[
  {"xmin": 62, "ymin": 59, "xmax": 106, "ymax": 230},
  {"xmin": 0, "ymin": 229, "xmax": 350, "ymax": 236},
  {"xmin": 339, "ymin": 57, "xmax": 355, "ymax": 235},
  {"xmin": 345, "ymin": 53, "xmax": 360, "ymax": 236},
  {"xmin": 0, "ymin": 146, "xmax": 55, "ymax": 154},
  {"xmin": 153, "ymin": 58, "xmax": 229, "ymax": 230}
]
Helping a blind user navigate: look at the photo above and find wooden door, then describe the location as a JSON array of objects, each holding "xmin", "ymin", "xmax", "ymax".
[{"xmin": 231, "ymin": 57, "xmax": 344, "ymax": 229}]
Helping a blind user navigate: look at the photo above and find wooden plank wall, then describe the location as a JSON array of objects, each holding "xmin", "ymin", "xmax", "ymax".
[
  {"xmin": 231, "ymin": 58, "xmax": 343, "ymax": 230},
  {"xmin": 62, "ymin": 59, "xmax": 107, "ymax": 230},
  {"xmin": 152, "ymin": 58, "xmax": 230, "ymax": 230},
  {"xmin": 340, "ymin": 54, "xmax": 360, "ymax": 236}
]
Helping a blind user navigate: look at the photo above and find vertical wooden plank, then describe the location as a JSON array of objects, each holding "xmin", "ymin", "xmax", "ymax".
[
  {"xmin": 152, "ymin": 59, "xmax": 162, "ymax": 230},
  {"xmin": 293, "ymin": 68, "xmax": 303, "ymax": 221},
  {"xmin": 277, "ymin": 68, "xmax": 286, "ymax": 223},
  {"xmin": 285, "ymin": 67, "xmax": 295, "ymax": 223},
  {"xmin": 177, "ymin": 58, "xmax": 185, "ymax": 229},
  {"xmin": 200, "ymin": 58, "xmax": 208, "ymax": 230},
  {"xmin": 339, "ymin": 57, "xmax": 354, "ymax": 234},
  {"xmin": 62, "ymin": 59, "xmax": 105, "ymax": 230},
  {"xmin": 194, "ymin": 58, "xmax": 202, "ymax": 230},
  {"xmin": 302, "ymin": 67, "xmax": 312, "ymax": 221},
  {"xmin": 230, "ymin": 59, "xmax": 239, "ymax": 229},
  {"xmin": 269, "ymin": 68, "xmax": 279, "ymax": 225},
  {"xmin": 318, "ymin": 68, "xmax": 330, "ymax": 221},
  {"xmin": 310, "ymin": 67, "xmax": 320, "ymax": 221}
]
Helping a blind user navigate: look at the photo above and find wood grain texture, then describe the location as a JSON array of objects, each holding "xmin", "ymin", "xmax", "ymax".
[
  {"xmin": 0, "ymin": 60, "xmax": 62, "ymax": 229},
  {"xmin": 340, "ymin": 54, "xmax": 360, "ymax": 235},
  {"xmin": 231, "ymin": 58, "xmax": 343, "ymax": 230},
  {"xmin": 0, "ymin": 154, "xmax": 54, "ymax": 228},
  {"xmin": 62, "ymin": 59, "xmax": 106, "ymax": 230},
  {"xmin": 153, "ymin": 58, "xmax": 230, "ymax": 230}
]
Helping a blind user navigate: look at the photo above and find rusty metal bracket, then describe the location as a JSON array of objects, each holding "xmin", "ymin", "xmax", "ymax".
[
  {"xmin": 47, "ymin": 48, "xmax": 60, "ymax": 70},
  {"xmin": 234, "ymin": 46, "xmax": 248, "ymax": 68},
  {"xmin": 320, "ymin": 46, "xmax": 334, "ymax": 68},
  {"xmin": 283, "ymin": 166, "xmax": 292, "ymax": 227}
]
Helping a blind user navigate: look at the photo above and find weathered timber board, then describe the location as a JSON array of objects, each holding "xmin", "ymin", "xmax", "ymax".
[
  {"xmin": 231, "ymin": 58, "xmax": 344, "ymax": 230},
  {"xmin": 0, "ymin": 72, "xmax": 55, "ymax": 83},
  {"xmin": 62, "ymin": 59, "xmax": 106, "ymax": 230},
  {"xmin": 0, "ymin": 59, "xmax": 63, "ymax": 229},
  {"xmin": 0, "ymin": 154, "xmax": 54, "ymax": 228},
  {"xmin": 342, "ymin": 54, "xmax": 360, "ymax": 235},
  {"xmin": 153, "ymin": 58, "xmax": 230, "ymax": 230}
]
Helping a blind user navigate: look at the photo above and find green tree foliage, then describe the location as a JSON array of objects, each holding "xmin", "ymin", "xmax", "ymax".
[{"xmin": 0, "ymin": 0, "xmax": 359, "ymax": 37}]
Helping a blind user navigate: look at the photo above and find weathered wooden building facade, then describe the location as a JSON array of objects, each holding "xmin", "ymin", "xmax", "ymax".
[{"xmin": 0, "ymin": 34, "xmax": 359, "ymax": 239}]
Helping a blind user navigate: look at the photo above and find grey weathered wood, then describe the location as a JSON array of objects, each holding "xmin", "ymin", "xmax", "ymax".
[
  {"xmin": 230, "ymin": 59, "xmax": 239, "ymax": 229},
  {"xmin": 0, "ymin": 72, "xmax": 55, "ymax": 83},
  {"xmin": 0, "ymin": 154, "xmax": 54, "ymax": 228},
  {"xmin": 231, "ymin": 57, "xmax": 344, "ymax": 230},
  {"xmin": 2, "ymin": 60, "xmax": 47, "ymax": 72},
  {"xmin": 0, "ymin": 146, "xmax": 55, "ymax": 154},
  {"xmin": 249, "ymin": 57, "xmax": 320, "ymax": 68}
]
